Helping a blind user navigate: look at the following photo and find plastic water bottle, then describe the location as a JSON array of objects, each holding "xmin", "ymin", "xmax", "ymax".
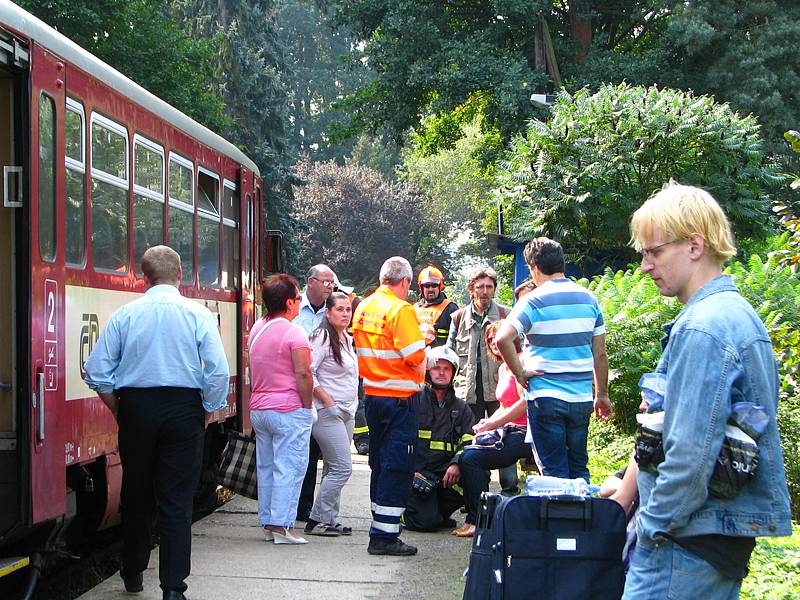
[
  {"xmin": 638, "ymin": 372, "xmax": 666, "ymax": 411},
  {"xmin": 526, "ymin": 475, "xmax": 590, "ymax": 497}
]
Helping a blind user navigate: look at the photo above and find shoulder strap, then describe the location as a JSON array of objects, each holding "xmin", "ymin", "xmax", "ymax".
[
  {"xmin": 248, "ymin": 317, "xmax": 288, "ymax": 352},
  {"xmin": 453, "ymin": 308, "xmax": 464, "ymax": 332},
  {"xmin": 498, "ymin": 304, "xmax": 509, "ymax": 320}
]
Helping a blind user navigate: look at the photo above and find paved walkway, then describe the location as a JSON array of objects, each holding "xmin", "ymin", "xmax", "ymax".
[{"xmin": 79, "ymin": 451, "xmax": 474, "ymax": 600}]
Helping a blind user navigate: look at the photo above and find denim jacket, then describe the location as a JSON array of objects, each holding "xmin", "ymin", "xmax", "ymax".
[{"xmin": 637, "ymin": 275, "xmax": 792, "ymax": 548}]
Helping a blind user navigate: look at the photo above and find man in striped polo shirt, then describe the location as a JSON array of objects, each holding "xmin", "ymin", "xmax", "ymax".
[{"xmin": 495, "ymin": 237, "xmax": 611, "ymax": 482}]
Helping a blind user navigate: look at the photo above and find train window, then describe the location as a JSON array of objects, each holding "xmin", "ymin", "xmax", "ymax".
[
  {"xmin": 197, "ymin": 168, "xmax": 220, "ymax": 286},
  {"xmin": 65, "ymin": 100, "xmax": 86, "ymax": 266},
  {"xmin": 90, "ymin": 114, "xmax": 129, "ymax": 273},
  {"xmin": 243, "ymin": 193, "xmax": 252, "ymax": 291},
  {"xmin": 91, "ymin": 116, "xmax": 127, "ymax": 181},
  {"xmin": 134, "ymin": 138, "xmax": 164, "ymax": 195},
  {"xmin": 222, "ymin": 181, "xmax": 239, "ymax": 289},
  {"xmin": 168, "ymin": 154, "xmax": 194, "ymax": 283},
  {"xmin": 38, "ymin": 94, "xmax": 56, "ymax": 262},
  {"xmin": 133, "ymin": 137, "xmax": 165, "ymax": 275}
]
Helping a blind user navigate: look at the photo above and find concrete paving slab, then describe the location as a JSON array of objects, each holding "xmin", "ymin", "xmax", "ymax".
[{"xmin": 78, "ymin": 448, "xmax": 483, "ymax": 600}]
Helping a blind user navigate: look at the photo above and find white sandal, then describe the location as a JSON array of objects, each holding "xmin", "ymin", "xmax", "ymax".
[{"xmin": 273, "ymin": 527, "xmax": 309, "ymax": 545}]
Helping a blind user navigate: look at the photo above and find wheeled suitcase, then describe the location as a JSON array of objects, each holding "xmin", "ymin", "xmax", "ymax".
[{"xmin": 463, "ymin": 493, "xmax": 627, "ymax": 600}]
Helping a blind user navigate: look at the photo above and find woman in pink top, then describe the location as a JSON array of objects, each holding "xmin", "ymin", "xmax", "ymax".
[
  {"xmin": 249, "ymin": 274, "xmax": 313, "ymax": 544},
  {"xmin": 455, "ymin": 320, "xmax": 534, "ymax": 538}
]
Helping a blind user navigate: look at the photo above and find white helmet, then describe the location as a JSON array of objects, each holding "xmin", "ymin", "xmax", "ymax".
[{"xmin": 427, "ymin": 345, "xmax": 459, "ymax": 372}]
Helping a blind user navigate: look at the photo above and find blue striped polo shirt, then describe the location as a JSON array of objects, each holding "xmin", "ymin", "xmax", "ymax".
[{"xmin": 507, "ymin": 277, "xmax": 605, "ymax": 403}]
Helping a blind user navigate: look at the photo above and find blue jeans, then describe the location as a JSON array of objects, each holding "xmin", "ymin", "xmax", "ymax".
[
  {"xmin": 623, "ymin": 537, "xmax": 742, "ymax": 599},
  {"xmin": 251, "ymin": 408, "xmax": 313, "ymax": 528},
  {"xmin": 459, "ymin": 426, "xmax": 533, "ymax": 524},
  {"xmin": 527, "ymin": 397, "xmax": 593, "ymax": 482}
]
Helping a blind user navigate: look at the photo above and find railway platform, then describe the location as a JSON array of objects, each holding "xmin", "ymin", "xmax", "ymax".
[{"xmin": 78, "ymin": 450, "xmax": 473, "ymax": 600}]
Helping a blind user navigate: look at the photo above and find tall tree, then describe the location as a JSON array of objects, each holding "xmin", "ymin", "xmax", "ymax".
[
  {"xmin": 275, "ymin": 0, "xmax": 370, "ymax": 162},
  {"xmin": 173, "ymin": 0, "xmax": 299, "ymax": 268},
  {"xmin": 16, "ymin": 0, "xmax": 228, "ymax": 131},
  {"xmin": 494, "ymin": 84, "xmax": 781, "ymax": 273},
  {"xmin": 291, "ymin": 157, "xmax": 423, "ymax": 287}
]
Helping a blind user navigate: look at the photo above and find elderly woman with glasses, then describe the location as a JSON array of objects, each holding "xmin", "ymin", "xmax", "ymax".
[{"xmin": 249, "ymin": 274, "xmax": 314, "ymax": 544}]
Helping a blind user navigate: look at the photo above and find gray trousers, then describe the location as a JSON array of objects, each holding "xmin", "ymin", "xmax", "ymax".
[{"xmin": 309, "ymin": 406, "xmax": 355, "ymax": 526}]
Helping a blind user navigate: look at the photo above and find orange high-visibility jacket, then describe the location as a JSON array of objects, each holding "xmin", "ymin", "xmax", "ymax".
[{"xmin": 352, "ymin": 285, "xmax": 426, "ymax": 398}]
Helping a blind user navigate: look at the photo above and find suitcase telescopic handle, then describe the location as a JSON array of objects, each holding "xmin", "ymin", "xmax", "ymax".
[{"xmin": 538, "ymin": 497, "xmax": 593, "ymax": 532}]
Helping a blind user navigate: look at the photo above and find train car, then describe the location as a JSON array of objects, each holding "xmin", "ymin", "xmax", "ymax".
[{"xmin": 0, "ymin": 0, "xmax": 281, "ymax": 574}]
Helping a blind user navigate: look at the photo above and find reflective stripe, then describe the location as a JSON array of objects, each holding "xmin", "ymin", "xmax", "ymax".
[
  {"xmin": 452, "ymin": 484, "xmax": 463, "ymax": 495},
  {"xmin": 418, "ymin": 430, "xmax": 432, "ymax": 439},
  {"xmin": 430, "ymin": 441, "xmax": 447, "ymax": 451},
  {"xmin": 398, "ymin": 339, "xmax": 426, "ymax": 358},
  {"xmin": 371, "ymin": 521, "xmax": 401, "ymax": 533},
  {"xmin": 362, "ymin": 377, "xmax": 424, "ymax": 391},
  {"xmin": 356, "ymin": 347, "xmax": 402, "ymax": 359},
  {"xmin": 460, "ymin": 434, "xmax": 474, "ymax": 444},
  {"xmin": 353, "ymin": 426, "xmax": 370, "ymax": 434},
  {"xmin": 371, "ymin": 502, "xmax": 405, "ymax": 517}
]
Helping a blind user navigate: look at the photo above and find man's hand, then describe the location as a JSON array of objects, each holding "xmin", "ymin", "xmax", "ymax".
[
  {"xmin": 594, "ymin": 394, "xmax": 613, "ymax": 421},
  {"xmin": 442, "ymin": 464, "xmax": 461, "ymax": 488},
  {"xmin": 98, "ymin": 392, "xmax": 119, "ymax": 422}
]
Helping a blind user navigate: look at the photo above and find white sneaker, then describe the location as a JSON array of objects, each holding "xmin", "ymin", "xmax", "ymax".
[{"xmin": 273, "ymin": 527, "xmax": 309, "ymax": 544}]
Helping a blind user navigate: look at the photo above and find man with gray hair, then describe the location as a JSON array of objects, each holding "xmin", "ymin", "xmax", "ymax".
[
  {"xmin": 294, "ymin": 263, "xmax": 336, "ymax": 335},
  {"xmin": 84, "ymin": 246, "xmax": 229, "ymax": 600},
  {"xmin": 352, "ymin": 257, "xmax": 427, "ymax": 556}
]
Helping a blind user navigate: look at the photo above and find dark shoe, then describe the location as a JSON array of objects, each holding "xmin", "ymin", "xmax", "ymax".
[
  {"xmin": 355, "ymin": 440, "xmax": 369, "ymax": 455},
  {"xmin": 163, "ymin": 592, "xmax": 188, "ymax": 600},
  {"xmin": 441, "ymin": 517, "xmax": 457, "ymax": 529},
  {"xmin": 332, "ymin": 522, "xmax": 352, "ymax": 536},
  {"xmin": 305, "ymin": 521, "xmax": 340, "ymax": 537},
  {"xmin": 367, "ymin": 537, "xmax": 418, "ymax": 556},
  {"xmin": 121, "ymin": 571, "xmax": 143, "ymax": 593}
]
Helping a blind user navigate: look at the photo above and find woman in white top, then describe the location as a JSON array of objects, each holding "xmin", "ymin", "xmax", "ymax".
[{"xmin": 304, "ymin": 292, "xmax": 359, "ymax": 536}]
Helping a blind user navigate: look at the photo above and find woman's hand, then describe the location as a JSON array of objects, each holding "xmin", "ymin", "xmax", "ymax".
[{"xmin": 473, "ymin": 419, "xmax": 494, "ymax": 434}]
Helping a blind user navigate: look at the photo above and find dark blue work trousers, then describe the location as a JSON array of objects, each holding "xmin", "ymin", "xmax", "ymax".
[
  {"xmin": 117, "ymin": 387, "xmax": 204, "ymax": 595},
  {"xmin": 364, "ymin": 393, "xmax": 418, "ymax": 540}
]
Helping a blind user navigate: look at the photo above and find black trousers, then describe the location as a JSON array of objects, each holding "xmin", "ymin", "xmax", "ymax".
[
  {"xmin": 403, "ymin": 486, "xmax": 464, "ymax": 532},
  {"xmin": 117, "ymin": 387, "xmax": 204, "ymax": 594}
]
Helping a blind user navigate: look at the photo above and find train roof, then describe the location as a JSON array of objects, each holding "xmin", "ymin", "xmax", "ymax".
[{"xmin": 0, "ymin": 0, "xmax": 260, "ymax": 177}]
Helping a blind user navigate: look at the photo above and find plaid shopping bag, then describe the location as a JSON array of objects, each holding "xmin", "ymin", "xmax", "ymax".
[{"xmin": 218, "ymin": 430, "xmax": 258, "ymax": 500}]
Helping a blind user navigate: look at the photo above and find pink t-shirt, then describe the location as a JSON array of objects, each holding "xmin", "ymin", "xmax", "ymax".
[
  {"xmin": 249, "ymin": 317, "xmax": 311, "ymax": 412},
  {"xmin": 496, "ymin": 363, "xmax": 527, "ymax": 428}
]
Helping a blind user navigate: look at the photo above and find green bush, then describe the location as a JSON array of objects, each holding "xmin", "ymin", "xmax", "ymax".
[{"xmin": 583, "ymin": 252, "xmax": 800, "ymax": 516}]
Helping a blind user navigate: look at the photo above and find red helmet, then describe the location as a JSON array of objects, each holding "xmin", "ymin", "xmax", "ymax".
[{"xmin": 418, "ymin": 266, "xmax": 444, "ymax": 292}]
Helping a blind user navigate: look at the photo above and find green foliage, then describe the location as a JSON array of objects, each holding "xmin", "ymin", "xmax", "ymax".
[
  {"xmin": 586, "ymin": 268, "xmax": 680, "ymax": 432},
  {"xmin": 741, "ymin": 524, "xmax": 800, "ymax": 599},
  {"xmin": 290, "ymin": 157, "xmax": 424, "ymax": 286},
  {"xmin": 349, "ymin": 134, "xmax": 402, "ymax": 179},
  {"xmin": 772, "ymin": 130, "xmax": 800, "ymax": 273},
  {"xmin": 400, "ymin": 120, "xmax": 496, "ymax": 272},
  {"xmin": 495, "ymin": 84, "xmax": 780, "ymax": 273},
  {"xmin": 17, "ymin": 0, "xmax": 229, "ymax": 132},
  {"xmin": 585, "ymin": 251, "xmax": 800, "ymax": 516}
]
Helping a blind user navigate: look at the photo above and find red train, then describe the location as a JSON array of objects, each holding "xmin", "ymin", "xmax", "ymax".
[{"xmin": 0, "ymin": 0, "xmax": 278, "ymax": 578}]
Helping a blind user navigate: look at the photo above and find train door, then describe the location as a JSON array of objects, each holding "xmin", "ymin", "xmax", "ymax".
[
  {"xmin": 28, "ymin": 44, "xmax": 67, "ymax": 523},
  {"xmin": 0, "ymin": 27, "xmax": 27, "ymax": 537}
]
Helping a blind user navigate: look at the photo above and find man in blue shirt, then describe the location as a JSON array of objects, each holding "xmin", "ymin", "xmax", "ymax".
[
  {"xmin": 622, "ymin": 183, "xmax": 791, "ymax": 599},
  {"xmin": 84, "ymin": 245, "xmax": 229, "ymax": 600},
  {"xmin": 294, "ymin": 263, "xmax": 336, "ymax": 335},
  {"xmin": 495, "ymin": 237, "xmax": 611, "ymax": 483}
]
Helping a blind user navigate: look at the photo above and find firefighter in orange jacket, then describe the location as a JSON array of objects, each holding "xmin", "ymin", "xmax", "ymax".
[
  {"xmin": 415, "ymin": 266, "xmax": 458, "ymax": 348},
  {"xmin": 352, "ymin": 256, "xmax": 427, "ymax": 557}
]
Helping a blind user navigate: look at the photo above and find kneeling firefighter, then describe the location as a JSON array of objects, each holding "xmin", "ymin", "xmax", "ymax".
[{"xmin": 403, "ymin": 346, "xmax": 476, "ymax": 532}]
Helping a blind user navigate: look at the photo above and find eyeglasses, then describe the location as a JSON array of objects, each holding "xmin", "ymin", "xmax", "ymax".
[
  {"xmin": 640, "ymin": 240, "xmax": 678, "ymax": 260},
  {"xmin": 310, "ymin": 276, "xmax": 334, "ymax": 288},
  {"xmin": 420, "ymin": 283, "xmax": 439, "ymax": 289},
  {"xmin": 290, "ymin": 295, "xmax": 302, "ymax": 303}
]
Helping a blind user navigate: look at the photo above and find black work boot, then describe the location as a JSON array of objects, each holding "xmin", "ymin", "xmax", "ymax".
[
  {"xmin": 121, "ymin": 571, "xmax": 143, "ymax": 593},
  {"xmin": 367, "ymin": 537, "xmax": 418, "ymax": 556}
]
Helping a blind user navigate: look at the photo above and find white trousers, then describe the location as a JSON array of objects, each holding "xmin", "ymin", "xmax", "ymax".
[{"xmin": 309, "ymin": 406, "xmax": 355, "ymax": 525}]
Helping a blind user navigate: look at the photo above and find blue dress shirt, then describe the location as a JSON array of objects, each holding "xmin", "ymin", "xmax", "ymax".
[
  {"xmin": 83, "ymin": 285, "xmax": 230, "ymax": 412},
  {"xmin": 293, "ymin": 291, "xmax": 326, "ymax": 335}
]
